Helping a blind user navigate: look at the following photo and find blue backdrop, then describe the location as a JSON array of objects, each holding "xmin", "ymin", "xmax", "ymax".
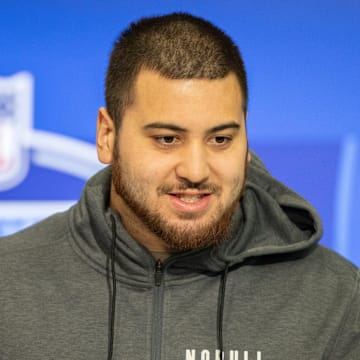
[{"xmin": 0, "ymin": 0, "xmax": 359, "ymax": 265}]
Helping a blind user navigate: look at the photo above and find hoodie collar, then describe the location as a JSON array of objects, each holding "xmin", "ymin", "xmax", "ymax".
[{"xmin": 67, "ymin": 152, "xmax": 322, "ymax": 281}]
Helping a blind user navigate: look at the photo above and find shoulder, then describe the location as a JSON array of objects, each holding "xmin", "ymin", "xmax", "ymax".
[
  {"xmin": 0, "ymin": 210, "xmax": 71, "ymax": 262},
  {"xmin": 249, "ymin": 244, "xmax": 359, "ymax": 305},
  {"xmin": 311, "ymin": 245, "xmax": 359, "ymax": 282},
  {"xmin": 310, "ymin": 247, "xmax": 360, "ymax": 357},
  {"xmin": 299, "ymin": 245, "xmax": 360, "ymax": 316}
]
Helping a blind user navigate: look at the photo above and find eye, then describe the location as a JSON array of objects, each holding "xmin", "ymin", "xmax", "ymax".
[
  {"xmin": 154, "ymin": 136, "xmax": 179, "ymax": 145},
  {"xmin": 209, "ymin": 136, "xmax": 232, "ymax": 146},
  {"xmin": 214, "ymin": 136, "xmax": 227, "ymax": 144}
]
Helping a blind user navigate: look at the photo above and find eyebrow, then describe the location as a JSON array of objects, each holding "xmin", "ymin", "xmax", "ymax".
[
  {"xmin": 143, "ymin": 122, "xmax": 187, "ymax": 132},
  {"xmin": 143, "ymin": 121, "xmax": 240, "ymax": 133},
  {"xmin": 209, "ymin": 122, "xmax": 240, "ymax": 133}
]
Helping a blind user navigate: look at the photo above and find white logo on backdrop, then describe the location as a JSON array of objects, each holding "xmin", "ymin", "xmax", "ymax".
[
  {"xmin": 0, "ymin": 72, "xmax": 103, "ymax": 236},
  {"xmin": 0, "ymin": 72, "xmax": 32, "ymax": 191}
]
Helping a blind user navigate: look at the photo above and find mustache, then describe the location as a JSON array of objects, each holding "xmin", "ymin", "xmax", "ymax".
[{"xmin": 158, "ymin": 182, "xmax": 221, "ymax": 194}]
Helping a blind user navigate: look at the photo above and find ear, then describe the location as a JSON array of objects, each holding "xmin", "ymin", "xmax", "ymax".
[
  {"xmin": 96, "ymin": 107, "xmax": 116, "ymax": 164},
  {"xmin": 244, "ymin": 112, "xmax": 251, "ymax": 164},
  {"xmin": 247, "ymin": 150, "xmax": 252, "ymax": 164}
]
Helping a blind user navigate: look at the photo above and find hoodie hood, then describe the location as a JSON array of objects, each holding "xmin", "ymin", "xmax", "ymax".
[
  {"xmin": 68, "ymin": 151, "xmax": 323, "ymax": 278},
  {"xmin": 214, "ymin": 151, "xmax": 322, "ymax": 264}
]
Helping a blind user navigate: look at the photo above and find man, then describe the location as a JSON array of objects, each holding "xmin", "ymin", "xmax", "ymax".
[{"xmin": 0, "ymin": 13, "xmax": 359, "ymax": 360}]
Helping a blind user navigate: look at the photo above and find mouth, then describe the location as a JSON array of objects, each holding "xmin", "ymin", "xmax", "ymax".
[
  {"xmin": 171, "ymin": 193, "xmax": 210, "ymax": 203},
  {"xmin": 167, "ymin": 191, "xmax": 213, "ymax": 213}
]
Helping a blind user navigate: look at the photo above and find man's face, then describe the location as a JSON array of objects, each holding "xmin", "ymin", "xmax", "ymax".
[{"xmin": 103, "ymin": 70, "xmax": 249, "ymax": 252}]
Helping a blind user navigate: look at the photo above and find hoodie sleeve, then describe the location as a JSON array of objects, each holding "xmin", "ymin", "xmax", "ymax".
[{"xmin": 327, "ymin": 269, "xmax": 360, "ymax": 359}]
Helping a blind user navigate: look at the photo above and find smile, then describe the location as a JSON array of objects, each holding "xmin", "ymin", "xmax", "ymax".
[
  {"xmin": 175, "ymin": 194, "xmax": 207, "ymax": 202},
  {"xmin": 167, "ymin": 192, "xmax": 212, "ymax": 213}
]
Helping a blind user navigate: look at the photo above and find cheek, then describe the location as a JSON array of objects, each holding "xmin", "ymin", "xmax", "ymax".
[
  {"xmin": 125, "ymin": 152, "xmax": 174, "ymax": 182},
  {"xmin": 118, "ymin": 139, "xmax": 148, "ymax": 168},
  {"xmin": 212, "ymin": 152, "xmax": 247, "ymax": 182}
]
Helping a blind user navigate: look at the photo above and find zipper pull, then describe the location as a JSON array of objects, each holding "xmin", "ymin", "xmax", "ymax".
[{"xmin": 154, "ymin": 259, "xmax": 163, "ymax": 286}]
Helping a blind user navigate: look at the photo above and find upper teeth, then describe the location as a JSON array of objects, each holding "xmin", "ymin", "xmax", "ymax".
[{"xmin": 178, "ymin": 195, "xmax": 203, "ymax": 202}]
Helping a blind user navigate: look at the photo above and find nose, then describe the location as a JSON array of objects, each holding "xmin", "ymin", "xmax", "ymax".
[{"xmin": 175, "ymin": 142, "xmax": 210, "ymax": 185}]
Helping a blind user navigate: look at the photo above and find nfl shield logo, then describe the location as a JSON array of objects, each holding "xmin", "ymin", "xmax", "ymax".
[{"xmin": 0, "ymin": 72, "xmax": 33, "ymax": 191}]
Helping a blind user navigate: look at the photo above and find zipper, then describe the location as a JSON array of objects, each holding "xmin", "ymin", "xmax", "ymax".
[
  {"xmin": 154, "ymin": 258, "xmax": 164, "ymax": 286},
  {"xmin": 152, "ymin": 259, "xmax": 165, "ymax": 360}
]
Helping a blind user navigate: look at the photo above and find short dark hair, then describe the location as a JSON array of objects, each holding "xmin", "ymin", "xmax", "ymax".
[{"xmin": 105, "ymin": 12, "xmax": 248, "ymax": 129}]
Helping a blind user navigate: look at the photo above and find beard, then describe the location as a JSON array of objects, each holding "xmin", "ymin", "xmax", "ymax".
[{"xmin": 112, "ymin": 151, "xmax": 247, "ymax": 252}]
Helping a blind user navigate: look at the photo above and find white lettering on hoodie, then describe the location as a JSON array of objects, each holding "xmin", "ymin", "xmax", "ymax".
[{"xmin": 185, "ymin": 349, "xmax": 262, "ymax": 360}]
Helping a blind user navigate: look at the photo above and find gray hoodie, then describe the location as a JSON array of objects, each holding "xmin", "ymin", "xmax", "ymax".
[{"xmin": 0, "ymin": 154, "xmax": 359, "ymax": 359}]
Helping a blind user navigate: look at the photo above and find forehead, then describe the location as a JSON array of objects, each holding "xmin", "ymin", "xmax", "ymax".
[
  {"xmin": 133, "ymin": 69, "xmax": 242, "ymax": 101},
  {"xmin": 126, "ymin": 69, "xmax": 244, "ymax": 129}
]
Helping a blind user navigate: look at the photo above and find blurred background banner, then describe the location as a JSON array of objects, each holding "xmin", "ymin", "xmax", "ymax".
[{"xmin": 0, "ymin": 0, "xmax": 359, "ymax": 265}]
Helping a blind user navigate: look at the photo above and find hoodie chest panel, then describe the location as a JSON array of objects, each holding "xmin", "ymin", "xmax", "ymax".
[
  {"xmin": 156, "ymin": 266, "xmax": 348, "ymax": 360},
  {"xmin": 0, "ymin": 271, "xmax": 119, "ymax": 359},
  {"xmin": 109, "ymin": 283, "xmax": 154, "ymax": 359}
]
